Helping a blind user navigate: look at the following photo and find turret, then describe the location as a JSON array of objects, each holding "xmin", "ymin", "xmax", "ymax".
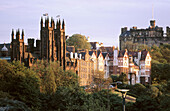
[
  {"xmin": 45, "ymin": 17, "xmax": 49, "ymax": 28},
  {"xmin": 62, "ymin": 19, "xmax": 65, "ymax": 30},
  {"xmin": 40, "ymin": 17, "xmax": 43, "ymax": 28},
  {"xmin": 56, "ymin": 20, "xmax": 59, "ymax": 29},
  {"xmin": 150, "ymin": 20, "xmax": 155, "ymax": 29},
  {"xmin": 121, "ymin": 27, "xmax": 127, "ymax": 34},
  {"xmin": 51, "ymin": 17, "xmax": 55, "ymax": 28},
  {"xmin": 16, "ymin": 29, "xmax": 20, "ymax": 40},
  {"xmin": 166, "ymin": 26, "xmax": 170, "ymax": 37},
  {"xmin": 58, "ymin": 19, "xmax": 61, "ymax": 29},
  {"xmin": 11, "ymin": 29, "xmax": 14, "ymax": 40},
  {"xmin": 22, "ymin": 29, "xmax": 24, "ymax": 40}
]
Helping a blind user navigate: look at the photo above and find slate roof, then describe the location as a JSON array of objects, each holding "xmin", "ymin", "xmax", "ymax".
[
  {"xmin": 89, "ymin": 51, "xmax": 95, "ymax": 56},
  {"xmin": 140, "ymin": 50, "xmax": 148, "ymax": 60},
  {"xmin": 102, "ymin": 52, "xmax": 108, "ymax": 58},
  {"xmin": 120, "ymin": 31, "xmax": 131, "ymax": 37},
  {"xmin": 100, "ymin": 47, "xmax": 114, "ymax": 55},
  {"xmin": 128, "ymin": 51, "xmax": 138, "ymax": 58},
  {"xmin": 118, "ymin": 50, "xmax": 126, "ymax": 57}
]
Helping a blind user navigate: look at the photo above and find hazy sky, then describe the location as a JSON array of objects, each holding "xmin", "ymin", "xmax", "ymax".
[{"xmin": 0, "ymin": 0, "xmax": 170, "ymax": 47}]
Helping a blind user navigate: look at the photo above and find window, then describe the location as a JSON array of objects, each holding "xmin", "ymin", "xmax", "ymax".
[{"xmin": 124, "ymin": 62, "xmax": 127, "ymax": 66}]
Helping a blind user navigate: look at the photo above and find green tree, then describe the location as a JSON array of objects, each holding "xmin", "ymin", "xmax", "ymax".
[
  {"xmin": 66, "ymin": 34, "xmax": 91, "ymax": 51},
  {"xmin": 159, "ymin": 95, "xmax": 170, "ymax": 111},
  {"xmin": 93, "ymin": 71, "xmax": 105, "ymax": 91},
  {"xmin": 132, "ymin": 95, "xmax": 159, "ymax": 111},
  {"xmin": 129, "ymin": 83, "xmax": 147, "ymax": 96},
  {"xmin": 118, "ymin": 72, "xmax": 128, "ymax": 83},
  {"xmin": 0, "ymin": 98, "xmax": 31, "ymax": 111},
  {"xmin": 151, "ymin": 63, "xmax": 170, "ymax": 84},
  {"xmin": 31, "ymin": 60, "xmax": 78, "ymax": 94},
  {"xmin": 0, "ymin": 60, "xmax": 41, "ymax": 110}
]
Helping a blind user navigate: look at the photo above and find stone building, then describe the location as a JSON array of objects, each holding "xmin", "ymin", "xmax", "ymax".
[
  {"xmin": 119, "ymin": 20, "xmax": 170, "ymax": 50},
  {"xmin": 66, "ymin": 50, "xmax": 94, "ymax": 86},
  {"xmin": 113, "ymin": 49, "xmax": 151, "ymax": 85},
  {"xmin": 10, "ymin": 16, "xmax": 66, "ymax": 69}
]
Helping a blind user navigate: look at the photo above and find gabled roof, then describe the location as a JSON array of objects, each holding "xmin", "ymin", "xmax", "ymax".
[
  {"xmin": 140, "ymin": 50, "xmax": 148, "ymax": 60},
  {"xmin": 118, "ymin": 50, "xmax": 126, "ymax": 57},
  {"xmin": 89, "ymin": 51, "xmax": 95, "ymax": 56},
  {"xmin": 128, "ymin": 51, "xmax": 138, "ymax": 58},
  {"xmin": 102, "ymin": 52, "xmax": 108, "ymax": 59}
]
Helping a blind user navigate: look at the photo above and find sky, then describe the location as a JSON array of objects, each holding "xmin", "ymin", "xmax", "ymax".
[{"xmin": 0, "ymin": 0, "xmax": 170, "ymax": 47}]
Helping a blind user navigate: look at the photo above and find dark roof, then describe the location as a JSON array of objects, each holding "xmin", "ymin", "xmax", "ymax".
[
  {"xmin": 100, "ymin": 47, "xmax": 114, "ymax": 55},
  {"xmin": 128, "ymin": 51, "xmax": 138, "ymax": 58},
  {"xmin": 140, "ymin": 50, "xmax": 148, "ymax": 60},
  {"xmin": 80, "ymin": 52, "xmax": 86, "ymax": 60},
  {"xmin": 97, "ymin": 50, "xmax": 101, "ymax": 57},
  {"xmin": 89, "ymin": 51, "xmax": 94, "ymax": 56},
  {"xmin": 120, "ymin": 31, "xmax": 131, "ymax": 37},
  {"xmin": 90, "ymin": 42, "xmax": 98, "ymax": 49},
  {"xmin": 118, "ymin": 50, "xmax": 126, "ymax": 57},
  {"xmin": 102, "ymin": 52, "xmax": 108, "ymax": 58}
]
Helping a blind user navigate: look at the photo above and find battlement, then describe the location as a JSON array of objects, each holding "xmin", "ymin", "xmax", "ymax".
[
  {"xmin": 11, "ymin": 29, "xmax": 24, "ymax": 42},
  {"xmin": 40, "ymin": 16, "xmax": 65, "ymax": 30}
]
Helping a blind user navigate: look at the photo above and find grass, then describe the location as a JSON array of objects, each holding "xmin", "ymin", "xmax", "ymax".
[{"xmin": 112, "ymin": 89, "xmax": 136, "ymax": 103}]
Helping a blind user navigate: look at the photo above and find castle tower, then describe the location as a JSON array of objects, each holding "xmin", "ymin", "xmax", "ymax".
[
  {"xmin": 28, "ymin": 39, "xmax": 34, "ymax": 53},
  {"xmin": 54, "ymin": 19, "xmax": 66, "ymax": 70},
  {"xmin": 40, "ymin": 16, "xmax": 56, "ymax": 61},
  {"xmin": 166, "ymin": 27, "xmax": 170, "ymax": 37},
  {"xmin": 150, "ymin": 20, "xmax": 155, "ymax": 29},
  {"xmin": 11, "ymin": 29, "xmax": 25, "ymax": 62}
]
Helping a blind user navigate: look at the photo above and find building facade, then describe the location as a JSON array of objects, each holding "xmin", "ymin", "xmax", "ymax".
[
  {"xmin": 119, "ymin": 20, "xmax": 170, "ymax": 50},
  {"xmin": 66, "ymin": 50, "xmax": 94, "ymax": 86},
  {"xmin": 113, "ymin": 49, "xmax": 151, "ymax": 85}
]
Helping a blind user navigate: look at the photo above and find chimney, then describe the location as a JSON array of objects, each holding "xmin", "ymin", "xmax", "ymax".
[
  {"xmin": 121, "ymin": 27, "xmax": 127, "ymax": 34},
  {"xmin": 79, "ymin": 54, "xmax": 82, "ymax": 60},
  {"xmin": 70, "ymin": 52, "xmax": 73, "ymax": 59},
  {"xmin": 75, "ymin": 53, "xmax": 78, "ymax": 59}
]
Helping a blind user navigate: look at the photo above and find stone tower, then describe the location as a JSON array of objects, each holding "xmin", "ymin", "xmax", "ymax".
[
  {"xmin": 11, "ymin": 29, "xmax": 25, "ymax": 62},
  {"xmin": 40, "ymin": 17, "xmax": 66, "ymax": 70}
]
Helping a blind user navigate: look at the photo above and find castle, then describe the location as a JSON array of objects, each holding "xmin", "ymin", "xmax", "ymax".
[
  {"xmin": 10, "ymin": 17, "xmax": 66, "ymax": 69},
  {"xmin": 119, "ymin": 20, "xmax": 170, "ymax": 50}
]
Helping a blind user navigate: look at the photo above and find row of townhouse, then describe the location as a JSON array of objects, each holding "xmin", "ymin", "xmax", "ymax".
[
  {"xmin": 113, "ymin": 49, "xmax": 152, "ymax": 85},
  {"xmin": 66, "ymin": 49, "xmax": 114, "ymax": 86}
]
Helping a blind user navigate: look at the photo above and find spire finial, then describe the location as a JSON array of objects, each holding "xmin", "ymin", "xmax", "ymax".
[{"xmin": 62, "ymin": 19, "xmax": 65, "ymax": 30}]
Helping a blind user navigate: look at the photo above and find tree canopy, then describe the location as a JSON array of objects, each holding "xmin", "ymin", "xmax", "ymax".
[{"xmin": 66, "ymin": 34, "xmax": 91, "ymax": 51}]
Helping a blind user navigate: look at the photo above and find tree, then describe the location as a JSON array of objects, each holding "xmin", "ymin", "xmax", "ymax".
[
  {"xmin": 159, "ymin": 95, "xmax": 170, "ymax": 111},
  {"xmin": 31, "ymin": 60, "xmax": 78, "ymax": 94},
  {"xmin": 92, "ymin": 71, "xmax": 105, "ymax": 91},
  {"xmin": 132, "ymin": 95, "xmax": 159, "ymax": 111},
  {"xmin": 151, "ymin": 63, "xmax": 170, "ymax": 84},
  {"xmin": 0, "ymin": 60, "xmax": 41, "ymax": 110},
  {"xmin": 66, "ymin": 34, "xmax": 91, "ymax": 51},
  {"xmin": 118, "ymin": 72, "xmax": 128, "ymax": 83},
  {"xmin": 0, "ymin": 98, "xmax": 31, "ymax": 111},
  {"xmin": 129, "ymin": 83, "xmax": 147, "ymax": 96}
]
